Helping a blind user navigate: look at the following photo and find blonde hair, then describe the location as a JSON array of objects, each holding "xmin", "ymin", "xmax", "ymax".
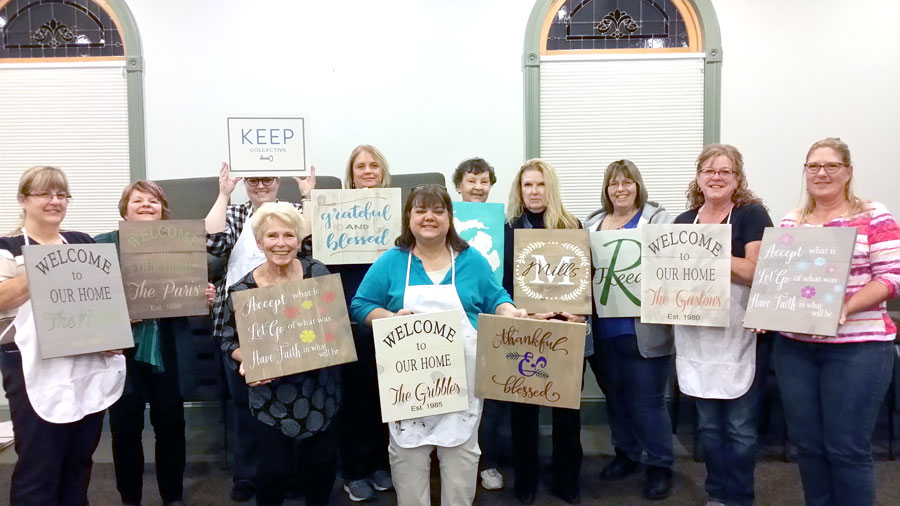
[
  {"xmin": 251, "ymin": 202, "xmax": 309, "ymax": 242},
  {"xmin": 685, "ymin": 144, "xmax": 764, "ymax": 210},
  {"xmin": 798, "ymin": 137, "xmax": 864, "ymax": 223},
  {"xmin": 16, "ymin": 166, "xmax": 70, "ymax": 228},
  {"xmin": 344, "ymin": 145, "xmax": 391, "ymax": 189},
  {"xmin": 506, "ymin": 159, "xmax": 580, "ymax": 229}
]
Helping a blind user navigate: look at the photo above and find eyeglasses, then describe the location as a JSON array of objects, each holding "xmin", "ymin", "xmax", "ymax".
[
  {"xmin": 26, "ymin": 192, "xmax": 71, "ymax": 202},
  {"xmin": 245, "ymin": 177, "xmax": 276, "ymax": 187},
  {"xmin": 698, "ymin": 168, "xmax": 736, "ymax": 178},
  {"xmin": 803, "ymin": 162, "xmax": 848, "ymax": 174},
  {"xmin": 608, "ymin": 180, "xmax": 636, "ymax": 189}
]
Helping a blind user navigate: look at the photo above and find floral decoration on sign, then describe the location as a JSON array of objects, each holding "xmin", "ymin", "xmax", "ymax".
[
  {"xmin": 301, "ymin": 300, "xmax": 314, "ymax": 309},
  {"xmin": 814, "ymin": 257, "xmax": 826, "ymax": 267},
  {"xmin": 800, "ymin": 286, "xmax": 816, "ymax": 299},
  {"xmin": 778, "ymin": 233, "xmax": 794, "ymax": 245},
  {"xmin": 322, "ymin": 291, "xmax": 337, "ymax": 304},
  {"xmin": 284, "ymin": 306, "xmax": 299, "ymax": 319},
  {"xmin": 300, "ymin": 330, "xmax": 316, "ymax": 343}
]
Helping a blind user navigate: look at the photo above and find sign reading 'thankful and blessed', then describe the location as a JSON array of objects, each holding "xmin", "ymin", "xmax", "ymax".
[
  {"xmin": 475, "ymin": 314, "xmax": 586, "ymax": 409},
  {"xmin": 640, "ymin": 224, "xmax": 731, "ymax": 327},
  {"xmin": 372, "ymin": 310, "xmax": 469, "ymax": 422}
]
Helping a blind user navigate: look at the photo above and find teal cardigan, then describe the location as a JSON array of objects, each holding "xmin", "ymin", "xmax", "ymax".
[
  {"xmin": 94, "ymin": 230, "xmax": 198, "ymax": 397},
  {"xmin": 350, "ymin": 246, "xmax": 513, "ymax": 329}
]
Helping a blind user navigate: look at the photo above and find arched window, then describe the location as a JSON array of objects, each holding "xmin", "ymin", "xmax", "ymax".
[
  {"xmin": 524, "ymin": 0, "xmax": 721, "ymax": 219},
  {"xmin": 0, "ymin": 0, "xmax": 144, "ymax": 234}
]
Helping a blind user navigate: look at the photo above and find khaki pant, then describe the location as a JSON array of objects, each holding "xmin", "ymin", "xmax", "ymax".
[{"xmin": 389, "ymin": 430, "xmax": 481, "ymax": 506}]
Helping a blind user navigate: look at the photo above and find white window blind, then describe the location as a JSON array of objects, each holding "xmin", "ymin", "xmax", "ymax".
[
  {"xmin": 0, "ymin": 62, "xmax": 130, "ymax": 236},
  {"xmin": 539, "ymin": 55, "xmax": 705, "ymax": 222}
]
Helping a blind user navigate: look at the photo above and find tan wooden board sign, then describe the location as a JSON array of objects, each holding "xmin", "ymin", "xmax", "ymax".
[
  {"xmin": 309, "ymin": 188, "xmax": 402, "ymax": 265},
  {"xmin": 743, "ymin": 227, "xmax": 856, "ymax": 336},
  {"xmin": 22, "ymin": 243, "xmax": 134, "ymax": 358},
  {"xmin": 641, "ymin": 224, "xmax": 731, "ymax": 327},
  {"xmin": 119, "ymin": 220, "xmax": 209, "ymax": 319},
  {"xmin": 372, "ymin": 310, "xmax": 469, "ymax": 422},
  {"xmin": 231, "ymin": 273, "xmax": 357, "ymax": 383},
  {"xmin": 513, "ymin": 229, "xmax": 592, "ymax": 314},
  {"xmin": 475, "ymin": 314, "xmax": 586, "ymax": 410}
]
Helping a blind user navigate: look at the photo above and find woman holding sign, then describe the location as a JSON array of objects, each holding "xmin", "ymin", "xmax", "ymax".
[
  {"xmin": 206, "ymin": 162, "xmax": 315, "ymax": 501},
  {"xmin": 335, "ymin": 144, "xmax": 397, "ymax": 501},
  {"xmin": 503, "ymin": 159, "xmax": 586, "ymax": 505},
  {"xmin": 774, "ymin": 138, "xmax": 900, "ymax": 506},
  {"xmin": 0, "ymin": 166, "xmax": 126, "ymax": 506},
  {"xmin": 584, "ymin": 160, "xmax": 675, "ymax": 500},
  {"xmin": 95, "ymin": 180, "xmax": 215, "ymax": 506},
  {"xmin": 222, "ymin": 202, "xmax": 342, "ymax": 506},
  {"xmin": 351, "ymin": 184, "xmax": 527, "ymax": 506},
  {"xmin": 674, "ymin": 145, "xmax": 773, "ymax": 506}
]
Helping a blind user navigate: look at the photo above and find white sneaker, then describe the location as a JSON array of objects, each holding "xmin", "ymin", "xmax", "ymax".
[
  {"xmin": 480, "ymin": 468, "xmax": 504, "ymax": 490},
  {"xmin": 705, "ymin": 501, "xmax": 726, "ymax": 506}
]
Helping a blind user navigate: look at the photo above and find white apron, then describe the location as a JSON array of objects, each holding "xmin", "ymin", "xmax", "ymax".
[
  {"xmin": 390, "ymin": 251, "xmax": 482, "ymax": 448},
  {"xmin": 13, "ymin": 231, "xmax": 125, "ymax": 423},
  {"xmin": 673, "ymin": 208, "xmax": 756, "ymax": 400},
  {"xmin": 226, "ymin": 213, "xmax": 267, "ymax": 289}
]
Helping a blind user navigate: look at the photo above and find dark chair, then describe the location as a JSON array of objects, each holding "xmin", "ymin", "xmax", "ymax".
[
  {"xmin": 277, "ymin": 174, "xmax": 342, "ymax": 201},
  {"xmin": 390, "ymin": 172, "xmax": 447, "ymax": 205}
]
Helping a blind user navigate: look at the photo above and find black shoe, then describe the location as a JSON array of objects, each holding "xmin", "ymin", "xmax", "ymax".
[
  {"xmin": 552, "ymin": 484, "xmax": 581, "ymax": 505},
  {"xmin": 643, "ymin": 466, "xmax": 673, "ymax": 501},
  {"xmin": 514, "ymin": 488, "xmax": 536, "ymax": 505},
  {"xmin": 230, "ymin": 480, "xmax": 256, "ymax": 502},
  {"xmin": 600, "ymin": 448, "xmax": 641, "ymax": 480}
]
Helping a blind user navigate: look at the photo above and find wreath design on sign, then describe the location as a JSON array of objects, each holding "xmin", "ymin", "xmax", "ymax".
[{"xmin": 515, "ymin": 241, "xmax": 590, "ymax": 301}]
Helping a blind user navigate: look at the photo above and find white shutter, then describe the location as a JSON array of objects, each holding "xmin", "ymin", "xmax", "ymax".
[
  {"xmin": 539, "ymin": 54, "xmax": 705, "ymax": 221},
  {"xmin": 0, "ymin": 62, "xmax": 130, "ymax": 236}
]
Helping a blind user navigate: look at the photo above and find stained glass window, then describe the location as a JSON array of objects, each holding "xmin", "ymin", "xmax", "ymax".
[
  {"xmin": 0, "ymin": 0, "xmax": 125, "ymax": 58},
  {"xmin": 547, "ymin": 0, "xmax": 690, "ymax": 51}
]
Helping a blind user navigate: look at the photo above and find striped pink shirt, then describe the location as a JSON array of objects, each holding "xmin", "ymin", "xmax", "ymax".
[{"xmin": 780, "ymin": 201, "xmax": 900, "ymax": 343}]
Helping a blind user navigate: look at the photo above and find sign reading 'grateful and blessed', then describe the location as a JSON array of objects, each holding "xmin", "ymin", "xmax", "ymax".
[
  {"xmin": 23, "ymin": 244, "xmax": 134, "ymax": 358},
  {"xmin": 231, "ymin": 273, "xmax": 357, "ymax": 384},
  {"xmin": 641, "ymin": 224, "xmax": 732, "ymax": 327},
  {"xmin": 372, "ymin": 310, "xmax": 469, "ymax": 422},
  {"xmin": 743, "ymin": 227, "xmax": 856, "ymax": 336},
  {"xmin": 475, "ymin": 314, "xmax": 586, "ymax": 409},
  {"xmin": 310, "ymin": 188, "xmax": 402, "ymax": 265},
  {"xmin": 118, "ymin": 220, "xmax": 209, "ymax": 319},
  {"xmin": 513, "ymin": 229, "xmax": 592, "ymax": 315}
]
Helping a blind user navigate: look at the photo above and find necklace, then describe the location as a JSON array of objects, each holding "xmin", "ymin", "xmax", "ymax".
[{"xmin": 603, "ymin": 210, "xmax": 637, "ymax": 230}]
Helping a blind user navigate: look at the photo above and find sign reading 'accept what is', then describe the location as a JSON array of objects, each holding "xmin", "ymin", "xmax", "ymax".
[
  {"xmin": 231, "ymin": 273, "xmax": 356, "ymax": 384},
  {"xmin": 23, "ymin": 244, "xmax": 133, "ymax": 358}
]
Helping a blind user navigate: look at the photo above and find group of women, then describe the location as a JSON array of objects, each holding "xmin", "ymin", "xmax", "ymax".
[{"xmin": 0, "ymin": 137, "xmax": 896, "ymax": 506}]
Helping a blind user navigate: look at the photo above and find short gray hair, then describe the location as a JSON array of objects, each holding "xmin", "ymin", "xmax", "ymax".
[{"xmin": 251, "ymin": 202, "xmax": 308, "ymax": 242}]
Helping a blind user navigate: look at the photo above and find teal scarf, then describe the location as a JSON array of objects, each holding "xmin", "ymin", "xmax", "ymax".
[{"xmin": 132, "ymin": 319, "xmax": 164, "ymax": 372}]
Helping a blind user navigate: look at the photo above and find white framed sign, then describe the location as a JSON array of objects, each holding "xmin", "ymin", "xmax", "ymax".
[
  {"xmin": 226, "ymin": 117, "xmax": 307, "ymax": 176},
  {"xmin": 372, "ymin": 310, "xmax": 469, "ymax": 422},
  {"xmin": 641, "ymin": 224, "xmax": 731, "ymax": 327}
]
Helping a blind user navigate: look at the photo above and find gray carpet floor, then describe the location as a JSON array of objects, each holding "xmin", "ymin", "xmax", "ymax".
[{"xmin": 2, "ymin": 444, "xmax": 899, "ymax": 505}]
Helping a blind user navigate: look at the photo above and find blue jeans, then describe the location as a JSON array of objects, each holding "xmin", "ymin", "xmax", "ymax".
[
  {"xmin": 774, "ymin": 336, "xmax": 894, "ymax": 506},
  {"xmin": 587, "ymin": 335, "xmax": 674, "ymax": 468},
  {"xmin": 694, "ymin": 335, "xmax": 769, "ymax": 506}
]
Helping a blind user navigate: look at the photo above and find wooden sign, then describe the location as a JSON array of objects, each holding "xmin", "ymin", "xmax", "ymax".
[
  {"xmin": 513, "ymin": 229, "xmax": 592, "ymax": 314},
  {"xmin": 22, "ymin": 244, "xmax": 134, "ymax": 358},
  {"xmin": 227, "ymin": 117, "xmax": 307, "ymax": 176},
  {"xmin": 590, "ymin": 229, "xmax": 642, "ymax": 317},
  {"xmin": 231, "ymin": 273, "xmax": 356, "ymax": 383},
  {"xmin": 309, "ymin": 188, "xmax": 402, "ymax": 265},
  {"xmin": 743, "ymin": 227, "xmax": 856, "ymax": 336},
  {"xmin": 475, "ymin": 314, "xmax": 586, "ymax": 409},
  {"xmin": 454, "ymin": 202, "xmax": 504, "ymax": 283},
  {"xmin": 119, "ymin": 220, "xmax": 209, "ymax": 319},
  {"xmin": 641, "ymin": 224, "xmax": 731, "ymax": 327},
  {"xmin": 372, "ymin": 310, "xmax": 469, "ymax": 422}
]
